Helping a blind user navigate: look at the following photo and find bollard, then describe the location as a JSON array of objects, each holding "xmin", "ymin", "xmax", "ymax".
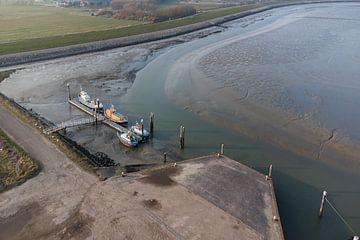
[
  {"xmin": 179, "ymin": 126, "xmax": 185, "ymax": 149},
  {"xmin": 163, "ymin": 152, "xmax": 167, "ymax": 164},
  {"xmin": 268, "ymin": 164, "xmax": 273, "ymax": 179},
  {"xmin": 149, "ymin": 112, "xmax": 154, "ymax": 134},
  {"xmin": 220, "ymin": 143, "xmax": 224, "ymax": 155},
  {"xmin": 67, "ymin": 83, "xmax": 71, "ymax": 100},
  {"xmin": 318, "ymin": 190, "xmax": 327, "ymax": 218}
]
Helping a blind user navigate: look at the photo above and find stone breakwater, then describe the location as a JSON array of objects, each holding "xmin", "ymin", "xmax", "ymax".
[{"xmin": 0, "ymin": 1, "xmax": 351, "ymax": 68}]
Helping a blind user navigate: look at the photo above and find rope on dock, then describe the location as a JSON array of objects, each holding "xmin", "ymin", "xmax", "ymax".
[{"xmin": 324, "ymin": 197, "xmax": 357, "ymax": 236}]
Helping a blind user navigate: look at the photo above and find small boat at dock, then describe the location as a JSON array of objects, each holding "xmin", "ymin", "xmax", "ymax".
[
  {"xmin": 117, "ymin": 131, "xmax": 138, "ymax": 148},
  {"xmin": 104, "ymin": 105, "xmax": 128, "ymax": 125},
  {"xmin": 78, "ymin": 88, "xmax": 103, "ymax": 112},
  {"xmin": 130, "ymin": 121, "xmax": 150, "ymax": 139}
]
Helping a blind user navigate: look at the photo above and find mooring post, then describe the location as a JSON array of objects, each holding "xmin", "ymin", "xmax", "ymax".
[
  {"xmin": 319, "ymin": 190, "xmax": 327, "ymax": 218},
  {"xmin": 268, "ymin": 164, "xmax": 273, "ymax": 179},
  {"xmin": 149, "ymin": 112, "xmax": 154, "ymax": 134},
  {"xmin": 163, "ymin": 152, "xmax": 167, "ymax": 164},
  {"xmin": 96, "ymin": 99, "xmax": 100, "ymax": 125},
  {"xmin": 67, "ymin": 83, "xmax": 71, "ymax": 100},
  {"xmin": 220, "ymin": 143, "xmax": 224, "ymax": 155},
  {"xmin": 96, "ymin": 98, "xmax": 100, "ymax": 113},
  {"xmin": 182, "ymin": 126, "xmax": 185, "ymax": 148},
  {"xmin": 141, "ymin": 118, "xmax": 144, "ymax": 141},
  {"xmin": 179, "ymin": 126, "xmax": 185, "ymax": 149},
  {"xmin": 93, "ymin": 108, "xmax": 96, "ymax": 124}
]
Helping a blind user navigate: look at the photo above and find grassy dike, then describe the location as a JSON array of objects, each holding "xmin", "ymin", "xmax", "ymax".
[
  {"xmin": 0, "ymin": 71, "xmax": 99, "ymax": 177},
  {"xmin": 0, "ymin": 127, "xmax": 39, "ymax": 192},
  {"xmin": 0, "ymin": 4, "xmax": 262, "ymax": 55}
]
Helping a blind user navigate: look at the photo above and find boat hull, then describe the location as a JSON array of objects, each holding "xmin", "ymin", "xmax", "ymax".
[
  {"xmin": 130, "ymin": 126, "xmax": 150, "ymax": 139},
  {"xmin": 117, "ymin": 132, "xmax": 138, "ymax": 148},
  {"xmin": 105, "ymin": 109, "xmax": 128, "ymax": 125},
  {"xmin": 78, "ymin": 96, "xmax": 103, "ymax": 112}
]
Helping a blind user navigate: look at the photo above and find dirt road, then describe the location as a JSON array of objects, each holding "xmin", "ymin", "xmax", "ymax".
[{"xmin": 0, "ymin": 104, "xmax": 98, "ymax": 239}]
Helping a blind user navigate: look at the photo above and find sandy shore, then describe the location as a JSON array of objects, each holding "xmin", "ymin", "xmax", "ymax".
[{"xmin": 165, "ymin": 8, "xmax": 360, "ymax": 173}]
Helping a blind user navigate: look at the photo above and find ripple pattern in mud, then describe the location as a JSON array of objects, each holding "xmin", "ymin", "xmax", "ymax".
[{"xmin": 198, "ymin": 18, "xmax": 340, "ymax": 116}]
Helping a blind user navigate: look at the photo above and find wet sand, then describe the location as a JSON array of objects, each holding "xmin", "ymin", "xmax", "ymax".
[{"xmin": 165, "ymin": 4, "xmax": 360, "ymax": 173}]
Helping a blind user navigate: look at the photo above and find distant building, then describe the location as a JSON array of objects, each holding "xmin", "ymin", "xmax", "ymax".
[
  {"xmin": 56, "ymin": 0, "xmax": 110, "ymax": 7},
  {"xmin": 80, "ymin": 0, "xmax": 111, "ymax": 6}
]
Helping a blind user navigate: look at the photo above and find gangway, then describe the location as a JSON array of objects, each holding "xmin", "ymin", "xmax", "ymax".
[{"xmin": 43, "ymin": 116, "xmax": 104, "ymax": 134}]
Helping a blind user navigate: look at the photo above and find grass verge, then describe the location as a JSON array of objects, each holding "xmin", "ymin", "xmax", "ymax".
[
  {"xmin": 0, "ymin": 70, "xmax": 16, "ymax": 83},
  {"xmin": 0, "ymin": 128, "xmax": 39, "ymax": 192}
]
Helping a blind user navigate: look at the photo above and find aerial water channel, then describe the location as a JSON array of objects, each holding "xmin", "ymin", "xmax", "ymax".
[{"xmin": 1, "ymin": 2, "xmax": 359, "ymax": 239}]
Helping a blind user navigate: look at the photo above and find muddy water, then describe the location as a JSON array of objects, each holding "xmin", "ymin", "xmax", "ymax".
[
  {"xmin": 123, "ymin": 3, "xmax": 360, "ymax": 239},
  {"xmin": 0, "ymin": 2, "xmax": 360, "ymax": 239}
]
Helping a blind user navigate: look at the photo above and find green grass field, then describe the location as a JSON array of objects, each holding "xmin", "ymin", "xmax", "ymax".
[
  {"xmin": 0, "ymin": 127, "xmax": 39, "ymax": 192},
  {"xmin": 0, "ymin": 4, "xmax": 263, "ymax": 55},
  {"xmin": 0, "ymin": 5, "xmax": 141, "ymax": 44}
]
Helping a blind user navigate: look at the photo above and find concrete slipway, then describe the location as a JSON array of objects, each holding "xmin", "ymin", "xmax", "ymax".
[{"xmin": 85, "ymin": 155, "xmax": 284, "ymax": 239}]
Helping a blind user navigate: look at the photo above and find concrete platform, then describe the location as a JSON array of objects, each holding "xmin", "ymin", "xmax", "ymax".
[{"xmin": 84, "ymin": 155, "xmax": 284, "ymax": 239}]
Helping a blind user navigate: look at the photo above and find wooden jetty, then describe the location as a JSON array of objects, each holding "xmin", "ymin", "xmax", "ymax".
[{"xmin": 66, "ymin": 99, "xmax": 145, "ymax": 142}]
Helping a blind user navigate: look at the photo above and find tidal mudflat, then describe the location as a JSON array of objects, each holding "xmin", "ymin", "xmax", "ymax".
[
  {"xmin": 166, "ymin": 3, "xmax": 360, "ymax": 174},
  {"xmin": 1, "ymin": 3, "xmax": 360, "ymax": 239}
]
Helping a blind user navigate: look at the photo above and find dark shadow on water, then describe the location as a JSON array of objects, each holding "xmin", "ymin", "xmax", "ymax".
[{"xmin": 274, "ymin": 170, "xmax": 354, "ymax": 240}]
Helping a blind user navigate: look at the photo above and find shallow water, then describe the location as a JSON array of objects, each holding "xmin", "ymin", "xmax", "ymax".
[
  {"xmin": 0, "ymin": 2, "xmax": 360, "ymax": 239},
  {"xmin": 123, "ymin": 3, "xmax": 360, "ymax": 239}
]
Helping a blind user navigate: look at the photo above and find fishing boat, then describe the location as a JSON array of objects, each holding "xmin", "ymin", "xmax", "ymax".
[
  {"xmin": 130, "ymin": 121, "xmax": 150, "ymax": 139},
  {"xmin": 104, "ymin": 105, "xmax": 128, "ymax": 125},
  {"xmin": 78, "ymin": 88, "xmax": 103, "ymax": 112},
  {"xmin": 117, "ymin": 131, "xmax": 138, "ymax": 148}
]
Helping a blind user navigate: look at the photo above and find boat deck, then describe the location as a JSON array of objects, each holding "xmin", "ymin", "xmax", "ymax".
[{"xmin": 67, "ymin": 99, "xmax": 145, "ymax": 142}]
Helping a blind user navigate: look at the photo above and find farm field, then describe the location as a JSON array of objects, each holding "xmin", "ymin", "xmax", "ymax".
[
  {"xmin": 0, "ymin": 4, "xmax": 262, "ymax": 55},
  {"xmin": 0, "ymin": 5, "xmax": 141, "ymax": 44}
]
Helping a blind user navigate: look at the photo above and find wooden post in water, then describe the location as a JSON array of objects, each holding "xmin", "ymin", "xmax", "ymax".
[
  {"xmin": 268, "ymin": 164, "xmax": 273, "ymax": 179},
  {"xmin": 96, "ymin": 99, "xmax": 100, "ymax": 125},
  {"xmin": 220, "ymin": 144, "xmax": 224, "ymax": 155},
  {"xmin": 141, "ymin": 119, "xmax": 144, "ymax": 141},
  {"xmin": 318, "ymin": 190, "xmax": 327, "ymax": 218},
  {"xmin": 93, "ymin": 108, "xmax": 96, "ymax": 124},
  {"xmin": 149, "ymin": 112, "xmax": 154, "ymax": 134},
  {"xmin": 67, "ymin": 83, "xmax": 71, "ymax": 100},
  {"xmin": 179, "ymin": 126, "xmax": 185, "ymax": 149},
  {"xmin": 163, "ymin": 152, "xmax": 167, "ymax": 164}
]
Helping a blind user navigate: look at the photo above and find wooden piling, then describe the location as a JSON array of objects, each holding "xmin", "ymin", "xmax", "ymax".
[
  {"xmin": 67, "ymin": 83, "xmax": 71, "ymax": 100},
  {"xmin": 268, "ymin": 164, "xmax": 273, "ymax": 179},
  {"xmin": 96, "ymin": 99, "xmax": 100, "ymax": 125},
  {"xmin": 149, "ymin": 112, "xmax": 154, "ymax": 134},
  {"xmin": 141, "ymin": 119, "xmax": 144, "ymax": 141},
  {"xmin": 179, "ymin": 126, "xmax": 185, "ymax": 149},
  {"xmin": 318, "ymin": 190, "xmax": 327, "ymax": 218},
  {"xmin": 163, "ymin": 152, "xmax": 167, "ymax": 164},
  {"xmin": 220, "ymin": 144, "xmax": 224, "ymax": 155}
]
